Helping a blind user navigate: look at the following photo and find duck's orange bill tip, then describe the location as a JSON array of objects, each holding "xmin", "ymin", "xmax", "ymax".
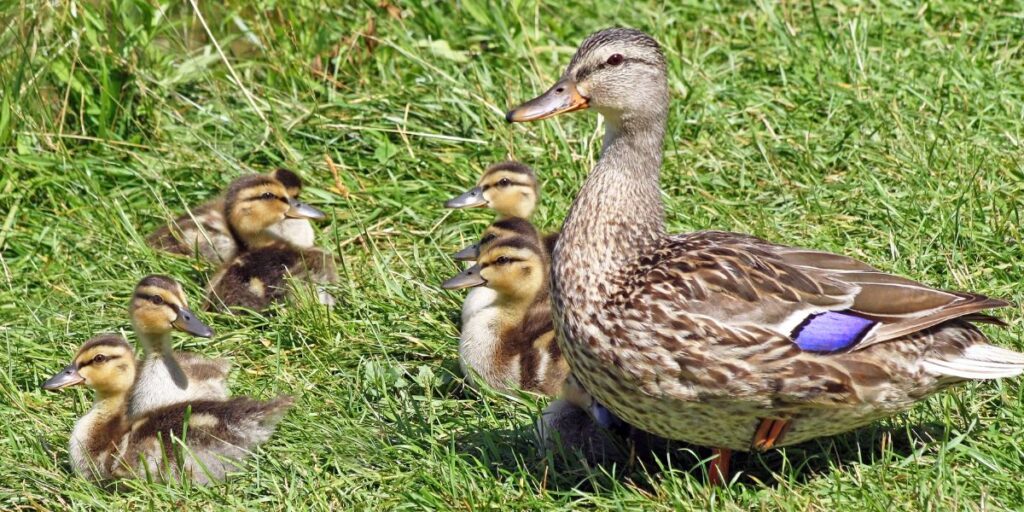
[{"xmin": 505, "ymin": 79, "xmax": 589, "ymax": 123}]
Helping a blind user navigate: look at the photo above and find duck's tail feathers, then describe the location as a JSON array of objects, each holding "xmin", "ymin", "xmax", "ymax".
[{"xmin": 923, "ymin": 344, "xmax": 1024, "ymax": 380}]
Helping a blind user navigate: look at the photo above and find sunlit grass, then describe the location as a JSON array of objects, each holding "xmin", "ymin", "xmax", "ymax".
[{"xmin": 1, "ymin": 1, "xmax": 1022, "ymax": 509}]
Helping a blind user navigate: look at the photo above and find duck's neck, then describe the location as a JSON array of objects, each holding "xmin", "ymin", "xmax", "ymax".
[
  {"xmin": 554, "ymin": 112, "xmax": 667, "ymax": 297},
  {"xmin": 137, "ymin": 331, "xmax": 189, "ymax": 389}
]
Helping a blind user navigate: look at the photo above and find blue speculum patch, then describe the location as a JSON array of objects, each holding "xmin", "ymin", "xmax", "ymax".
[{"xmin": 791, "ymin": 311, "xmax": 877, "ymax": 352}]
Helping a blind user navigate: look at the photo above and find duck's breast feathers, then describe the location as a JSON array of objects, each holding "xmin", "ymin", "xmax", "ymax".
[{"xmin": 627, "ymin": 230, "xmax": 1008, "ymax": 353}]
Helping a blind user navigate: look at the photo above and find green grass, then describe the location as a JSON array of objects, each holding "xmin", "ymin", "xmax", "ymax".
[{"xmin": 1, "ymin": 0, "xmax": 1023, "ymax": 509}]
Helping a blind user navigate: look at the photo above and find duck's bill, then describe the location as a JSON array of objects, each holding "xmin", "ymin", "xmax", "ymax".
[
  {"xmin": 42, "ymin": 363, "xmax": 84, "ymax": 391},
  {"xmin": 444, "ymin": 187, "xmax": 486, "ymax": 209},
  {"xmin": 506, "ymin": 79, "xmax": 589, "ymax": 123},
  {"xmin": 441, "ymin": 264, "xmax": 486, "ymax": 289},
  {"xmin": 286, "ymin": 198, "xmax": 326, "ymax": 220},
  {"xmin": 172, "ymin": 306, "xmax": 215, "ymax": 338},
  {"xmin": 452, "ymin": 243, "xmax": 480, "ymax": 262}
]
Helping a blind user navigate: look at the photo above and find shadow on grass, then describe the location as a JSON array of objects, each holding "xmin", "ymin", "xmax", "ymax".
[{"xmin": 450, "ymin": 418, "xmax": 950, "ymax": 491}]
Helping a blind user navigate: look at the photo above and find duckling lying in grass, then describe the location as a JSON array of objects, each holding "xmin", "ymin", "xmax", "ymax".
[
  {"xmin": 147, "ymin": 168, "xmax": 315, "ymax": 264},
  {"xmin": 442, "ymin": 220, "xmax": 568, "ymax": 396},
  {"xmin": 206, "ymin": 174, "xmax": 336, "ymax": 312},
  {"xmin": 43, "ymin": 334, "xmax": 292, "ymax": 484},
  {"xmin": 445, "ymin": 161, "xmax": 558, "ymax": 259},
  {"xmin": 129, "ymin": 275, "xmax": 229, "ymax": 418}
]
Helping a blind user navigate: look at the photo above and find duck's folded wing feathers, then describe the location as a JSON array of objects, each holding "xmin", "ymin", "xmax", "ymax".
[{"xmin": 654, "ymin": 232, "xmax": 1007, "ymax": 353}]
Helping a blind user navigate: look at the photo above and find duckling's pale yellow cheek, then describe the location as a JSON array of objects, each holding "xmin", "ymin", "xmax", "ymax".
[{"xmin": 134, "ymin": 308, "xmax": 174, "ymax": 333}]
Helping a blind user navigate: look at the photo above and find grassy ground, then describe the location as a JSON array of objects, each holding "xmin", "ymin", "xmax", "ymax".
[{"xmin": 1, "ymin": 0, "xmax": 1023, "ymax": 509}]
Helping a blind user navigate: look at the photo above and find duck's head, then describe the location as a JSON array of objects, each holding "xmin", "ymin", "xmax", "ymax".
[
  {"xmin": 443, "ymin": 233, "xmax": 546, "ymax": 300},
  {"xmin": 445, "ymin": 161, "xmax": 539, "ymax": 219},
  {"xmin": 506, "ymin": 27, "xmax": 667, "ymax": 126},
  {"xmin": 224, "ymin": 175, "xmax": 325, "ymax": 246},
  {"xmin": 130, "ymin": 275, "xmax": 214, "ymax": 340},
  {"xmin": 269, "ymin": 168, "xmax": 304, "ymax": 200},
  {"xmin": 453, "ymin": 217, "xmax": 540, "ymax": 262},
  {"xmin": 42, "ymin": 334, "xmax": 136, "ymax": 397}
]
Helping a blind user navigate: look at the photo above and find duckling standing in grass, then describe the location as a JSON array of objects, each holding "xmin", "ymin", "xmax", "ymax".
[
  {"xmin": 43, "ymin": 334, "xmax": 293, "ymax": 484},
  {"xmin": 445, "ymin": 161, "xmax": 558, "ymax": 258},
  {"xmin": 147, "ymin": 168, "xmax": 315, "ymax": 264},
  {"xmin": 206, "ymin": 174, "xmax": 336, "ymax": 312},
  {"xmin": 128, "ymin": 275, "xmax": 229, "ymax": 418},
  {"xmin": 442, "ymin": 223, "xmax": 568, "ymax": 396}
]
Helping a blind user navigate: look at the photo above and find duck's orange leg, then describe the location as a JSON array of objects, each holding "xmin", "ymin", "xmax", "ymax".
[
  {"xmin": 752, "ymin": 418, "xmax": 791, "ymax": 451},
  {"xmin": 708, "ymin": 447, "xmax": 732, "ymax": 486}
]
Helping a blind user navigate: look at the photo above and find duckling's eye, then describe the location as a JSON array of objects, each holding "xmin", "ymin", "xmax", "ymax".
[
  {"xmin": 606, "ymin": 53, "xmax": 624, "ymax": 66},
  {"xmin": 92, "ymin": 354, "xmax": 107, "ymax": 364},
  {"xmin": 150, "ymin": 295, "xmax": 164, "ymax": 306},
  {"xmin": 496, "ymin": 256, "xmax": 510, "ymax": 265},
  {"xmin": 497, "ymin": 178, "xmax": 512, "ymax": 188},
  {"xmin": 260, "ymin": 192, "xmax": 276, "ymax": 200}
]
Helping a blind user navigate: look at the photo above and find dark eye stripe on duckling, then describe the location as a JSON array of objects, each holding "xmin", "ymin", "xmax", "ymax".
[
  {"xmin": 77, "ymin": 353, "xmax": 123, "ymax": 368},
  {"xmin": 134, "ymin": 292, "xmax": 181, "ymax": 314},
  {"xmin": 790, "ymin": 311, "xmax": 877, "ymax": 352},
  {"xmin": 481, "ymin": 180, "xmax": 531, "ymax": 191},
  {"xmin": 484, "ymin": 237, "xmax": 541, "ymax": 255}
]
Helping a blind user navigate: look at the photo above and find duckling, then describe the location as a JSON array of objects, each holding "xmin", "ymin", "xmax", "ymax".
[
  {"xmin": 445, "ymin": 161, "xmax": 559, "ymax": 259},
  {"xmin": 441, "ymin": 226, "xmax": 568, "ymax": 396},
  {"xmin": 43, "ymin": 334, "xmax": 292, "ymax": 484},
  {"xmin": 450, "ymin": 217, "xmax": 542, "ymax": 330},
  {"xmin": 147, "ymin": 168, "xmax": 316, "ymax": 264},
  {"xmin": 128, "ymin": 275, "xmax": 229, "ymax": 418},
  {"xmin": 206, "ymin": 174, "xmax": 336, "ymax": 312}
]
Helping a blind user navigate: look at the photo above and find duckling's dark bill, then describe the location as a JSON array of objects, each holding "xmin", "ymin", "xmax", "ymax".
[
  {"xmin": 506, "ymin": 79, "xmax": 589, "ymax": 123},
  {"xmin": 445, "ymin": 187, "xmax": 486, "ymax": 209},
  {"xmin": 286, "ymin": 198, "xmax": 326, "ymax": 220},
  {"xmin": 442, "ymin": 265, "xmax": 486, "ymax": 289},
  {"xmin": 452, "ymin": 243, "xmax": 480, "ymax": 262},
  {"xmin": 172, "ymin": 306, "xmax": 215, "ymax": 338},
  {"xmin": 42, "ymin": 363, "xmax": 84, "ymax": 391}
]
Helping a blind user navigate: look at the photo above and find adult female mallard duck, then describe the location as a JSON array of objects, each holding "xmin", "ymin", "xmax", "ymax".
[
  {"xmin": 43, "ymin": 334, "xmax": 292, "ymax": 484},
  {"xmin": 147, "ymin": 168, "xmax": 315, "ymax": 264},
  {"xmin": 506, "ymin": 27, "xmax": 1023, "ymax": 483},
  {"xmin": 442, "ymin": 220, "xmax": 568, "ymax": 397},
  {"xmin": 128, "ymin": 275, "xmax": 229, "ymax": 418},
  {"xmin": 446, "ymin": 161, "xmax": 559, "ymax": 258},
  {"xmin": 206, "ymin": 174, "xmax": 336, "ymax": 312}
]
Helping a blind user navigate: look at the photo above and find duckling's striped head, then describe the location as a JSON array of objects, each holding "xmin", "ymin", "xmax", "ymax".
[
  {"xmin": 444, "ymin": 233, "xmax": 547, "ymax": 299},
  {"xmin": 507, "ymin": 27, "xmax": 667, "ymax": 124},
  {"xmin": 43, "ymin": 334, "xmax": 136, "ymax": 396},
  {"xmin": 225, "ymin": 175, "xmax": 325, "ymax": 246},
  {"xmin": 445, "ymin": 162, "xmax": 539, "ymax": 219},
  {"xmin": 131, "ymin": 275, "xmax": 213, "ymax": 340},
  {"xmin": 452, "ymin": 217, "xmax": 540, "ymax": 262},
  {"xmin": 269, "ymin": 168, "xmax": 304, "ymax": 199}
]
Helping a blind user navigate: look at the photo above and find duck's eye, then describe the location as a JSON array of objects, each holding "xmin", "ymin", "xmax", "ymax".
[
  {"xmin": 260, "ymin": 192, "xmax": 276, "ymax": 200},
  {"xmin": 606, "ymin": 53, "xmax": 624, "ymax": 66},
  {"xmin": 150, "ymin": 295, "xmax": 164, "ymax": 305},
  {"xmin": 496, "ymin": 256, "xmax": 510, "ymax": 265},
  {"xmin": 497, "ymin": 178, "xmax": 512, "ymax": 188},
  {"xmin": 92, "ymin": 354, "xmax": 107, "ymax": 364}
]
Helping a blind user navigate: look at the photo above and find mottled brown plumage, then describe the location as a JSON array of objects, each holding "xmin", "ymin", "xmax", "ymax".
[
  {"xmin": 506, "ymin": 27, "xmax": 1023, "ymax": 481},
  {"xmin": 42, "ymin": 335, "xmax": 292, "ymax": 484},
  {"xmin": 206, "ymin": 174, "xmax": 336, "ymax": 312},
  {"xmin": 146, "ymin": 169, "xmax": 315, "ymax": 264}
]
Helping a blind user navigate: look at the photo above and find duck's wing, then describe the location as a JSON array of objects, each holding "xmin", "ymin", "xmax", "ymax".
[{"xmin": 640, "ymin": 231, "xmax": 1008, "ymax": 354}]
